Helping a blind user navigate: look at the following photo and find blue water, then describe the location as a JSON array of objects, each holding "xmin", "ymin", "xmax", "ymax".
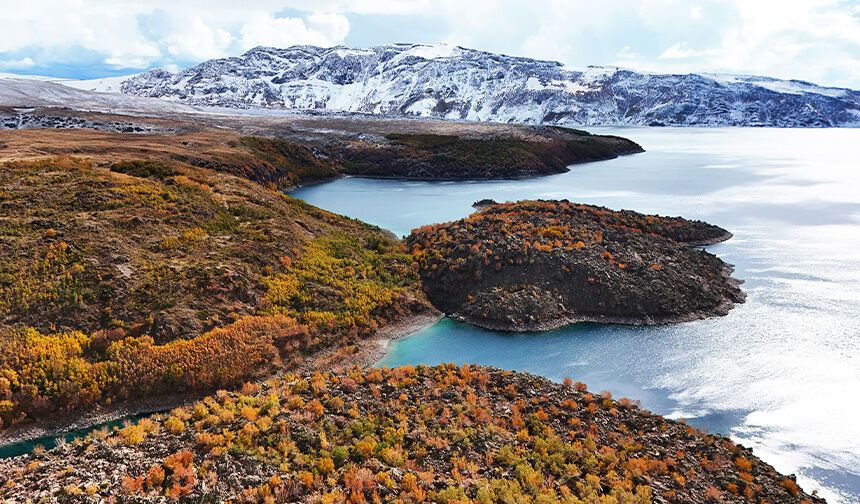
[
  {"xmin": 293, "ymin": 127, "xmax": 860, "ymax": 503},
  {"xmin": 0, "ymin": 414, "xmax": 150, "ymax": 459}
]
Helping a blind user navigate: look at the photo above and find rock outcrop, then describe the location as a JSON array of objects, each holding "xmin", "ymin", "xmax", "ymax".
[{"xmin": 407, "ymin": 200, "xmax": 744, "ymax": 331}]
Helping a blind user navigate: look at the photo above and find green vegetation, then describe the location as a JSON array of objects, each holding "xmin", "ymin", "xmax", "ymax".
[
  {"xmin": 110, "ymin": 160, "xmax": 178, "ymax": 180},
  {"xmin": 238, "ymin": 136, "xmax": 341, "ymax": 188}
]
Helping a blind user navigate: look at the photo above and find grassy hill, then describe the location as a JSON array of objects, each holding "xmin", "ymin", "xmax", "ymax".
[{"xmin": 0, "ymin": 150, "xmax": 431, "ymax": 429}]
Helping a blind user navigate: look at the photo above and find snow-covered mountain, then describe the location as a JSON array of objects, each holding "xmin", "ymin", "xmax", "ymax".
[{"xmin": 114, "ymin": 44, "xmax": 858, "ymax": 127}]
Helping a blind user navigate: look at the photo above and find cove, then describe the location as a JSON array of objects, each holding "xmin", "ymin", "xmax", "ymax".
[{"xmin": 292, "ymin": 127, "xmax": 860, "ymax": 504}]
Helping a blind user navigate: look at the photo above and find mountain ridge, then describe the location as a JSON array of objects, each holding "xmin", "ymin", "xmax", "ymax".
[{"xmin": 115, "ymin": 43, "xmax": 860, "ymax": 127}]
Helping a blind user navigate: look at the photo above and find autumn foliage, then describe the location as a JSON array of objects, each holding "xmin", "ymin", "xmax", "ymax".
[
  {"xmin": 0, "ymin": 316, "xmax": 303, "ymax": 426},
  {"xmin": 0, "ymin": 157, "xmax": 429, "ymax": 428},
  {"xmin": 261, "ymin": 233, "xmax": 429, "ymax": 348},
  {"xmin": 406, "ymin": 200, "xmax": 742, "ymax": 330},
  {"xmin": 2, "ymin": 365, "xmax": 819, "ymax": 503}
]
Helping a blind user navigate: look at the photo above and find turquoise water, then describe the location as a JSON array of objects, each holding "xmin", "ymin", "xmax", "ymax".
[
  {"xmin": 293, "ymin": 128, "xmax": 860, "ymax": 503},
  {"xmin": 0, "ymin": 414, "xmax": 150, "ymax": 459}
]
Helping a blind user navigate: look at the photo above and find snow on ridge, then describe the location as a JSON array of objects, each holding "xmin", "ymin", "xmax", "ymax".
[
  {"xmin": 402, "ymin": 43, "xmax": 461, "ymax": 60},
  {"xmin": 114, "ymin": 43, "xmax": 858, "ymax": 126},
  {"xmin": 0, "ymin": 72, "xmax": 58, "ymax": 81},
  {"xmin": 0, "ymin": 76, "xmax": 197, "ymax": 115},
  {"xmin": 60, "ymin": 74, "xmax": 138, "ymax": 93},
  {"xmin": 3, "ymin": 43, "xmax": 857, "ymax": 128},
  {"xmin": 0, "ymin": 72, "xmax": 138, "ymax": 94},
  {"xmin": 704, "ymin": 73, "xmax": 849, "ymax": 98}
]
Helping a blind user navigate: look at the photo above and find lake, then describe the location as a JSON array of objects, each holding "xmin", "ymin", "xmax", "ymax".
[{"xmin": 292, "ymin": 127, "xmax": 860, "ymax": 503}]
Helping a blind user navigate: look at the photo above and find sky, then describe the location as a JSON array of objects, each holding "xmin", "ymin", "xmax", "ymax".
[{"xmin": 1, "ymin": 0, "xmax": 859, "ymax": 88}]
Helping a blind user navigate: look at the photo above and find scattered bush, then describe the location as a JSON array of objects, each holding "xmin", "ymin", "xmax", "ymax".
[{"xmin": 110, "ymin": 160, "xmax": 177, "ymax": 180}]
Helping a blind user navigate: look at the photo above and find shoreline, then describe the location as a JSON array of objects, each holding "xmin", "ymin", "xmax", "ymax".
[
  {"xmin": 362, "ymin": 312, "xmax": 445, "ymax": 367},
  {"xmin": 0, "ymin": 390, "xmax": 208, "ymax": 450},
  {"xmin": 455, "ymin": 262, "xmax": 745, "ymax": 333},
  {"xmin": 0, "ymin": 311, "xmax": 443, "ymax": 453},
  {"xmin": 300, "ymin": 311, "xmax": 444, "ymax": 373}
]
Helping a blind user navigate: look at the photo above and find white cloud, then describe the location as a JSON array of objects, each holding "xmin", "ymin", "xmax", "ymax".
[
  {"xmin": 163, "ymin": 17, "xmax": 234, "ymax": 61},
  {"xmin": 0, "ymin": 1, "xmax": 163, "ymax": 69},
  {"xmin": 615, "ymin": 45, "xmax": 642, "ymax": 66},
  {"xmin": 0, "ymin": 0, "xmax": 858, "ymax": 87},
  {"xmin": 0, "ymin": 57, "xmax": 36, "ymax": 69},
  {"xmin": 706, "ymin": 0, "xmax": 860, "ymax": 86},
  {"xmin": 659, "ymin": 42, "xmax": 718, "ymax": 60},
  {"xmin": 239, "ymin": 12, "xmax": 349, "ymax": 50},
  {"xmin": 0, "ymin": 1, "xmax": 353, "ymax": 71},
  {"xmin": 307, "ymin": 12, "xmax": 351, "ymax": 43},
  {"xmin": 690, "ymin": 5, "xmax": 704, "ymax": 20}
]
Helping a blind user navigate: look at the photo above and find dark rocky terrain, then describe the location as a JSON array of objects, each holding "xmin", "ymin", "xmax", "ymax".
[
  {"xmin": 0, "ymin": 365, "xmax": 820, "ymax": 503},
  {"xmin": 407, "ymin": 200, "xmax": 745, "ymax": 331},
  {"xmin": 332, "ymin": 129, "xmax": 642, "ymax": 180},
  {"xmin": 0, "ymin": 108, "xmax": 175, "ymax": 134},
  {"xmin": 118, "ymin": 43, "xmax": 860, "ymax": 127}
]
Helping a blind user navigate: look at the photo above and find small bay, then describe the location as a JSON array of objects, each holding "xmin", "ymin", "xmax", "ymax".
[{"xmin": 293, "ymin": 127, "xmax": 860, "ymax": 503}]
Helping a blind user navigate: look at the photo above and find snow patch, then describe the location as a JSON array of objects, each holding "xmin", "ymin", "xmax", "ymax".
[
  {"xmin": 60, "ymin": 75, "xmax": 137, "ymax": 93},
  {"xmin": 403, "ymin": 97, "xmax": 438, "ymax": 116},
  {"xmin": 706, "ymin": 74, "xmax": 848, "ymax": 98},
  {"xmin": 403, "ymin": 44, "xmax": 459, "ymax": 60}
]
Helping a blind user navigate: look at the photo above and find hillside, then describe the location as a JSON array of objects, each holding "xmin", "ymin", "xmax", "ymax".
[
  {"xmin": 0, "ymin": 142, "xmax": 434, "ymax": 432},
  {"xmin": 116, "ymin": 43, "xmax": 860, "ymax": 127},
  {"xmin": 0, "ymin": 104, "xmax": 643, "ymax": 182},
  {"xmin": 0, "ymin": 364, "xmax": 820, "ymax": 503},
  {"xmin": 331, "ymin": 130, "xmax": 641, "ymax": 180},
  {"xmin": 407, "ymin": 200, "xmax": 745, "ymax": 331}
]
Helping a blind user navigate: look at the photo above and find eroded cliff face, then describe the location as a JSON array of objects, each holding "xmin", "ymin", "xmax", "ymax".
[{"xmin": 407, "ymin": 200, "xmax": 744, "ymax": 331}]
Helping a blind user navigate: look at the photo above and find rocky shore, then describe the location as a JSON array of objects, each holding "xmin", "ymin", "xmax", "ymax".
[{"xmin": 407, "ymin": 200, "xmax": 745, "ymax": 331}]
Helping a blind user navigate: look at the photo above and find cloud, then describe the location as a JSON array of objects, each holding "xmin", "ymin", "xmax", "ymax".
[
  {"xmin": 615, "ymin": 45, "xmax": 642, "ymax": 66},
  {"xmin": 659, "ymin": 42, "xmax": 719, "ymax": 60},
  {"xmin": 162, "ymin": 17, "xmax": 234, "ymax": 61},
  {"xmin": 0, "ymin": 1, "xmax": 353, "ymax": 72},
  {"xmin": 706, "ymin": 0, "xmax": 860, "ymax": 86},
  {"xmin": 239, "ymin": 12, "xmax": 349, "ymax": 50},
  {"xmin": 0, "ymin": 0, "xmax": 858, "ymax": 87},
  {"xmin": 307, "ymin": 12, "xmax": 351, "ymax": 43},
  {"xmin": 690, "ymin": 5, "xmax": 704, "ymax": 20},
  {"xmin": 0, "ymin": 57, "xmax": 36, "ymax": 69}
]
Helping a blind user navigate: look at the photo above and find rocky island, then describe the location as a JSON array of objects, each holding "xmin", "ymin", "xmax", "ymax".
[
  {"xmin": 407, "ymin": 200, "xmax": 745, "ymax": 331},
  {"xmin": 0, "ymin": 364, "xmax": 819, "ymax": 503}
]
